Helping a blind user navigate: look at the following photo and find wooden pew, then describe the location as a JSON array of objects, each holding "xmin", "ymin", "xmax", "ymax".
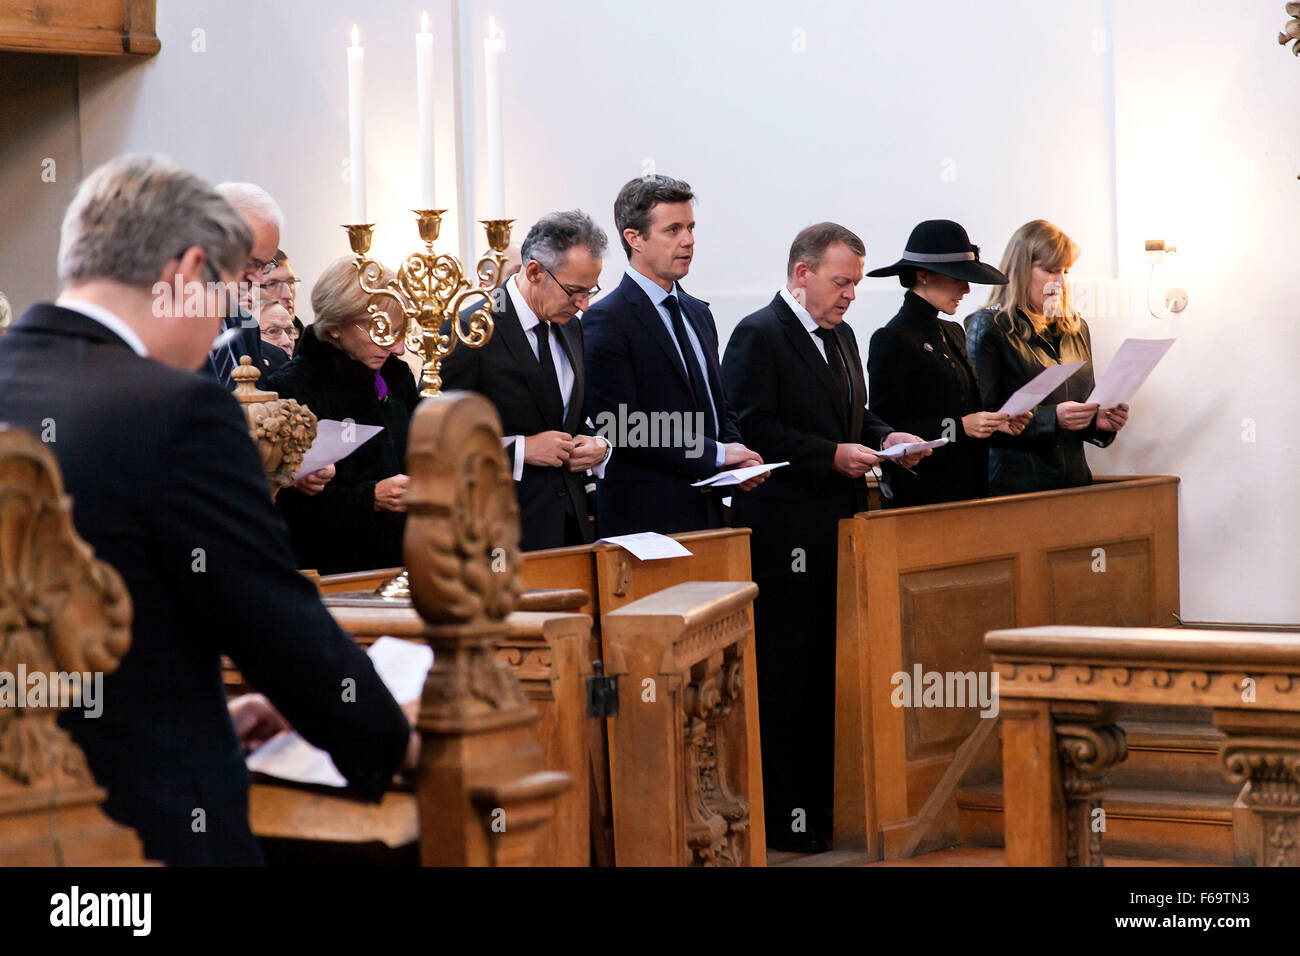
[
  {"xmin": 249, "ymin": 602, "xmax": 592, "ymax": 867},
  {"xmin": 0, "ymin": 426, "xmax": 148, "ymax": 865},
  {"xmin": 246, "ymin": 392, "xmax": 571, "ymax": 866},
  {"xmin": 603, "ymin": 581, "xmax": 765, "ymax": 865},
  {"xmin": 317, "ymin": 527, "xmax": 755, "ymax": 864},
  {"xmin": 834, "ymin": 475, "xmax": 1180, "ymax": 860},
  {"xmin": 989, "ymin": 624, "xmax": 1300, "ymax": 866},
  {"xmin": 318, "ymin": 527, "xmax": 753, "ymax": 627}
]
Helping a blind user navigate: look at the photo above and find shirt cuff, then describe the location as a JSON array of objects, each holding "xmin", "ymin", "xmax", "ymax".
[
  {"xmin": 589, "ymin": 435, "xmax": 613, "ymax": 479},
  {"xmin": 502, "ymin": 435, "xmax": 524, "ymax": 481},
  {"xmin": 714, "ymin": 440, "xmax": 726, "ymax": 469}
]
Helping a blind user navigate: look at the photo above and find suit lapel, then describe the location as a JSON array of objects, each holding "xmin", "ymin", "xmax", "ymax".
[
  {"xmin": 558, "ymin": 318, "xmax": 584, "ymax": 434},
  {"xmin": 838, "ymin": 324, "xmax": 867, "ymax": 443},
  {"xmin": 772, "ymin": 295, "xmax": 846, "ymax": 431},
  {"xmin": 620, "ymin": 274, "xmax": 693, "ymax": 393},
  {"xmin": 495, "ymin": 293, "xmax": 562, "ymax": 427}
]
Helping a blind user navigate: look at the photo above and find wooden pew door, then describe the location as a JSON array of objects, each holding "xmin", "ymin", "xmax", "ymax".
[{"xmin": 835, "ymin": 476, "xmax": 1180, "ymax": 859}]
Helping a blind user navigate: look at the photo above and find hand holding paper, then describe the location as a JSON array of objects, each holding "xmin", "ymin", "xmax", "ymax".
[
  {"xmin": 1087, "ymin": 338, "xmax": 1175, "ymax": 410},
  {"xmin": 691, "ymin": 461, "xmax": 789, "ymax": 488},
  {"xmin": 877, "ymin": 438, "xmax": 949, "ymax": 460},
  {"xmin": 294, "ymin": 419, "xmax": 385, "ymax": 480},
  {"xmin": 997, "ymin": 361, "xmax": 1084, "ymax": 417}
]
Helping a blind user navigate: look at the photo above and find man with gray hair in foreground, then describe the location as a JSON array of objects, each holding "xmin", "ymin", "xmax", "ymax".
[
  {"xmin": 440, "ymin": 209, "xmax": 612, "ymax": 550},
  {"xmin": 0, "ymin": 154, "xmax": 413, "ymax": 865}
]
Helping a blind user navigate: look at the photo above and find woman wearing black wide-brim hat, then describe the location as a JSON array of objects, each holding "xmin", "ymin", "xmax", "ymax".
[{"xmin": 865, "ymin": 220, "xmax": 1031, "ymax": 508}]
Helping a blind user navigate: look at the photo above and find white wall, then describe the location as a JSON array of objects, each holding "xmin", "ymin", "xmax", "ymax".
[{"xmin": 44, "ymin": 0, "xmax": 1300, "ymax": 621}]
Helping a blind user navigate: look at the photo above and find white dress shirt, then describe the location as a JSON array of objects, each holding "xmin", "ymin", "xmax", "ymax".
[
  {"xmin": 501, "ymin": 275, "xmax": 610, "ymax": 481},
  {"xmin": 55, "ymin": 296, "xmax": 149, "ymax": 357},
  {"xmin": 779, "ymin": 286, "xmax": 829, "ymax": 361}
]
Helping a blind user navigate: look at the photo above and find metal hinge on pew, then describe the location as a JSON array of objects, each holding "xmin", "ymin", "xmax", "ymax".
[{"xmin": 586, "ymin": 661, "xmax": 619, "ymax": 718}]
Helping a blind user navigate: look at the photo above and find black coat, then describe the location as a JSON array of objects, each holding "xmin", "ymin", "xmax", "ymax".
[
  {"xmin": 0, "ymin": 304, "xmax": 410, "ymax": 865},
  {"xmin": 720, "ymin": 292, "xmax": 895, "ymax": 844},
  {"xmin": 582, "ymin": 272, "xmax": 743, "ymax": 536},
  {"xmin": 867, "ymin": 291, "xmax": 988, "ymax": 507},
  {"xmin": 964, "ymin": 307, "xmax": 1115, "ymax": 494},
  {"xmin": 266, "ymin": 328, "xmax": 421, "ymax": 574},
  {"xmin": 440, "ymin": 291, "xmax": 594, "ymax": 551}
]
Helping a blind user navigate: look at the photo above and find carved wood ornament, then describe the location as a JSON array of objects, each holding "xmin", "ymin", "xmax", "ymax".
[
  {"xmin": 402, "ymin": 392, "xmax": 568, "ymax": 865},
  {"xmin": 0, "ymin": 426, "xmax": 145, "ymax": 864},
  {"xmin": 232, "ymin": 357, "xmax": 318, "ymax": 500},
  {"xmin": 1280, "ymin": 2, "xmax": 1300, "ymax": 54}
]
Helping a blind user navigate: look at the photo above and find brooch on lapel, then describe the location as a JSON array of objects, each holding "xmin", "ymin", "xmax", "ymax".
[{"xmin": 923, "ymin": 342, "xmax": 934, "ymax": 352}]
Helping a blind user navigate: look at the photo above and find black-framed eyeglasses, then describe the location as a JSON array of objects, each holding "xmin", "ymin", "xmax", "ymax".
[
  {"xmin": 542, "ymin": 265, "xmax": 599, "ymax": 301},
  {"xmin": 260, "ymin": 277, "xmax": 301, "ymax": 294}
]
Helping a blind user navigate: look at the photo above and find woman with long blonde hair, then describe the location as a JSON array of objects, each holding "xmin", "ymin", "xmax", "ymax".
[{"xmin": 964, "ymin": 220, "xmax": 1129, "ymax": 494}]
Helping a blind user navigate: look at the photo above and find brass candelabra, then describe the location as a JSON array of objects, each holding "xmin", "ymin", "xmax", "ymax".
[
  {"xmin": 344, "ymin": 210, "xmax": 514, "ymax": 398},
  {"xmin": 343, "ymin": 210, "xmax": 514, "ymax": 599}
]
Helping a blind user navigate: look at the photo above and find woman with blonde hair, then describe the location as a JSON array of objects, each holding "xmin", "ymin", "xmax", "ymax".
[
  {"xmin": 267, "ymin": 256, "xmax": 420, "ymax": 574},
  {"xmin": 965, "ymin": 220, "xmax": 1129, "ymax": 495}
]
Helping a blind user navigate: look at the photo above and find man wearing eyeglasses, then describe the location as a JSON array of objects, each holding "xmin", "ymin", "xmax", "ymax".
[
  {"xmin": 440, "ymin": 210, "xmax": 611, "ymax": 550},
  {"xmin": 209, "ymin": 182, "xmax": 281, "ymax": 386}
]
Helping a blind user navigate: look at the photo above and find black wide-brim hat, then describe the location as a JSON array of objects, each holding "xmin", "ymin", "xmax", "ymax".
[{"xmin": 867, "ymin": 219, "xmax": 1008, "ymax": 285}]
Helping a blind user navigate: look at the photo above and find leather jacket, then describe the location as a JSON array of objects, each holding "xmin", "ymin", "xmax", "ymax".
[{"xmin": 964, "ymin": 307, "xmax": 1115, "ymax": 494}]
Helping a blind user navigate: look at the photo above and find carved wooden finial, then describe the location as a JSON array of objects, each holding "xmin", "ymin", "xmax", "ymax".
[
  {"xmin": 0, "ymin": 426, "xmax": 145, "ymax": 864},
  {"xmin": 403, "ymin": 392, "xmax": 522, "ymax": 626},
  {"xmin": 232, "ymin": 356, "xmax": 318, "ymax": 500},
  {"xmin": 402, "ymin": 392, "xmax": 568, "ymax": 865}
]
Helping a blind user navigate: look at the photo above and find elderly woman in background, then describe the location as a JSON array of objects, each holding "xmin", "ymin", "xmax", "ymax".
[
  {"xmin": 267, "ymin": 256, "xmax": 420, "ymax": 574},
  {"xmin": 965, "ymin": 219, "xmax": 1129, "ymax": 495}
]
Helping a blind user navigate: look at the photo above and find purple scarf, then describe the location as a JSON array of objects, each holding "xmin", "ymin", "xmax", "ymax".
[{"xmin": 374, "ymin": 369, "xmax": 388, "ymax": 401}]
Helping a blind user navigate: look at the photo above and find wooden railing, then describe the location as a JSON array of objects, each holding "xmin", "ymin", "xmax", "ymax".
[{"xmin": 989, "ymin": 624, "xmax": 1300, "ymax": 866}]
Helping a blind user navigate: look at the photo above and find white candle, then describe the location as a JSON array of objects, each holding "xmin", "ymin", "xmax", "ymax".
[
  {"xmin": 483, "ymin": 16, "xmax": 505, "ymax": 218},
  {"xmin": 416, "ymin": 12, "xmax": 435, "ymax": 209},
  {"xmin": 347, "ymin": 25, "xmax": 367, "ymax": 223}
]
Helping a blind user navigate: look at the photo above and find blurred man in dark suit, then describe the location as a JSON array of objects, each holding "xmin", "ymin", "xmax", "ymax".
[
  {"xmin": 441, "ymin": 211, "xmax": 611, "ymax": 550},
  {"xmin": 0, "ymin": 155, "xmax": 413, "ymax": 865},
  {"xmin": 582, "ymin": 175, "xmax": 764, "ymax": 535},
  {"xmin": 722, "ymin": 222, "xmax": 929, "ymax": 852},
  {"xmin": 209, "ymin": 181, "xmax": 279, "ymax": 386}
]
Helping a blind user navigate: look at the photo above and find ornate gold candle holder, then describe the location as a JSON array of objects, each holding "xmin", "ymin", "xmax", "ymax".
[
  {"xmin": 343, "ymin": 210, "xmax": 515, "ymax": 599},
  {"xmin": 343, "ymin": 211, "xmax": 515, "ymax": 398}
]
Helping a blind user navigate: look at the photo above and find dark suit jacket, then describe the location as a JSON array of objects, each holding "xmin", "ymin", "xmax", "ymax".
[
  {"xmin": 965, "ymin": 307, "xmax": 1114, "ymax": 494},
  {"xmin": 582, "ymin": 272, "xmax": 742, "ymax": 536},
  {"xmin": 722, "ymin": 293, "xmax": 894, "ymax": 521},
  {"xmin": 0, "ymin": 304, "xmax": 410, "ymax": 866},
  {"xmin": 440, "ymin": 292, "xmax": 594, "ymax": 551},
  {"xmin": 868, "ymin": 291, "xmax": 988, "ymax": 507}
]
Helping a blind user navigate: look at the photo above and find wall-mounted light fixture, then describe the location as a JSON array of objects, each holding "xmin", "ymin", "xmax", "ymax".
[{"xmin": 1145, "ymin": 239, "xmax": 1187, "ymax": 318}]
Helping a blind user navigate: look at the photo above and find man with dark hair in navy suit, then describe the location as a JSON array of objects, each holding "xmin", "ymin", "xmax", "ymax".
[{"xmin": 582, "ymin": 175, "xmax": 765, "ymax": 536}]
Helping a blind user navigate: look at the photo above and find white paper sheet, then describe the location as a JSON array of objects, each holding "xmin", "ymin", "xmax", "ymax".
[
  {"xmin": 877, "ymin": 438, "xmax": 950, "ymax": 460},
  {"xmin": 997, "ymin": 361, "xmax": 1085, "ymax": 417},
  {"xmin": 1086, "ymin": 338, "xmax": 1175, "ymax": 409},
  {"xmin": 245, "ymin": 636, "xmax": 433, "ymax": 788},
  {"xmin": 293, "ymin": 419, "xmax": 385, "ymax": 479},
  {"xmin": 690, "ymin": 461, "xmax": 789, "ymax": 488},
  {"xmin": 596, "ymin": 532, "xmax": 693, "ymax": 561}
]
